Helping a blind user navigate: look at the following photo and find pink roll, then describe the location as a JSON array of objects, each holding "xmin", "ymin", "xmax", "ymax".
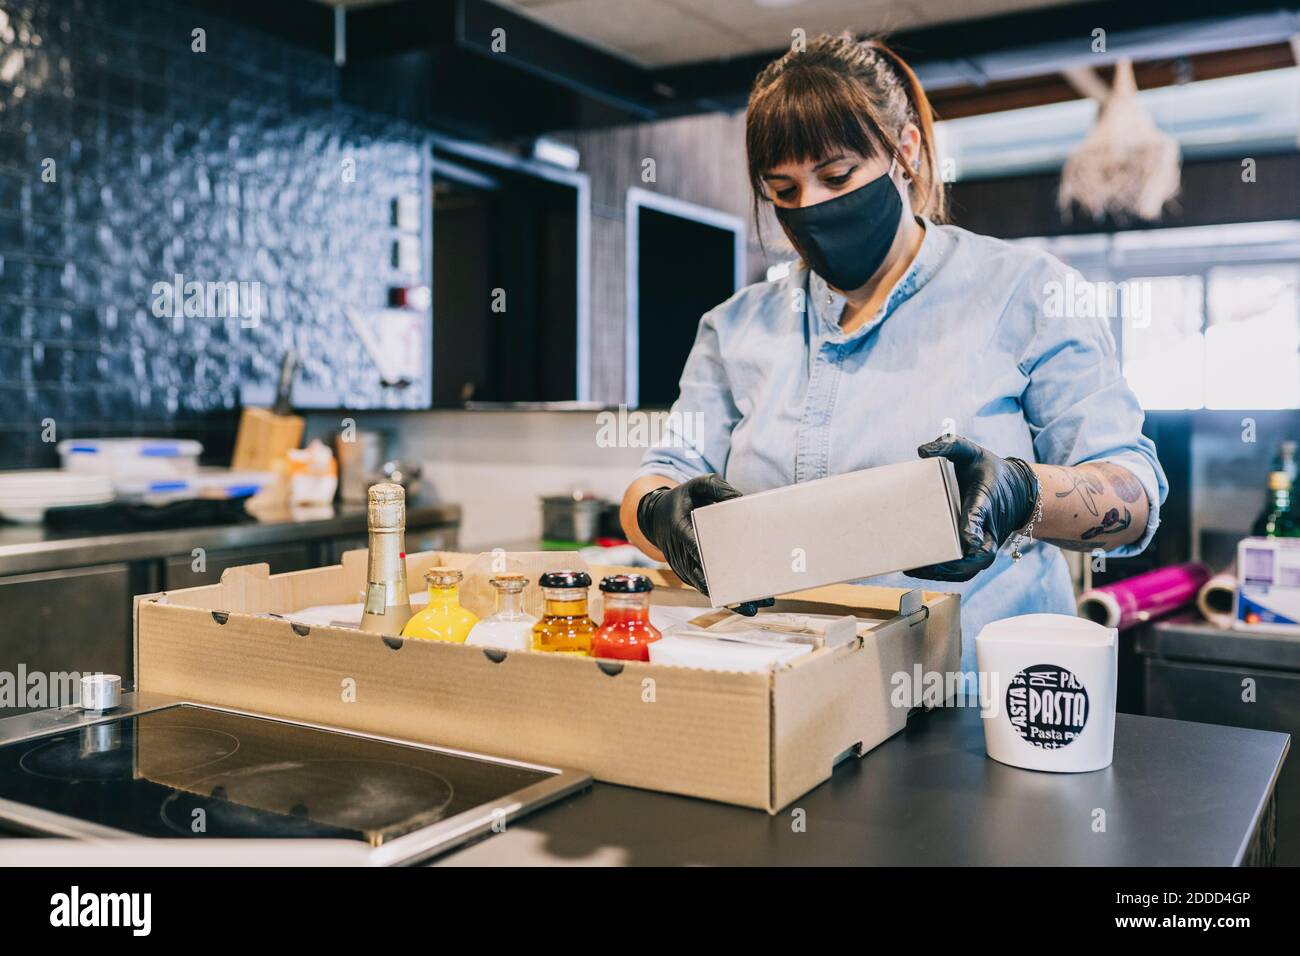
[{"xmin": 1077, "ymin": 562, "xmax": 1212, "ymax": 631}]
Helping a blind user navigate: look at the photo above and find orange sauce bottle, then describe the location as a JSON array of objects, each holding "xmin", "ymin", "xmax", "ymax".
[{"xmin": 532, "ymin": 570, "xmax": 597, "ymax": 655}]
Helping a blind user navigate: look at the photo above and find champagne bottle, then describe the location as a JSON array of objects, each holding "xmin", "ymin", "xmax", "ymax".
[{"xmin": 359, "ymin": 482, "xmax": 414, "ymax": 634}]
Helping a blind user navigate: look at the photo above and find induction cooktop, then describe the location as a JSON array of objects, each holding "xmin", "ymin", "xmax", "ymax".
[{"xmin": 0, "ymin": 696, "xmax": 589, "ymax": 865}]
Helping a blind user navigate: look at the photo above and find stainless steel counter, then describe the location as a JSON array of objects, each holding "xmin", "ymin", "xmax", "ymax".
[
  {"xmin": 0, "ymin": 502, "xmax": 462, "ymax": 713},
  {"xmin": 1136, "ymin": 612, "xmax": 1300, "ymax": 670},
  {"xmin": 0, "ymin": 503, "xmax": 461, "ymax": 577}
]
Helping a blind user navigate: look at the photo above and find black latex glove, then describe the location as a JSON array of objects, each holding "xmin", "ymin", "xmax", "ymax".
[
  {"xmin": 636, "ymin": 475, "xmax": 774, "ymax": 616},
  {"xmin": 904, "ymin": 435, "xmax": 1039, "ymax": 583}
]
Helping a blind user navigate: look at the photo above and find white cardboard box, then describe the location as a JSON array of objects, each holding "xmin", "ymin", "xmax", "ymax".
[{"xmin": 692, "ymin": 457, "xmax": 963, "ymax": 607}]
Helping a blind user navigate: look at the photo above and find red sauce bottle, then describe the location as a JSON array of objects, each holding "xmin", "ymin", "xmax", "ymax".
[{"xmin": 592, "ymin": 574, "xmax": 661, "ymax": 661}]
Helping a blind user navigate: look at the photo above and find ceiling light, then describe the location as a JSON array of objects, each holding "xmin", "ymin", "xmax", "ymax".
[{"xmin": 532, "ymin": 137, "xmax": 581, "ymax": 171}]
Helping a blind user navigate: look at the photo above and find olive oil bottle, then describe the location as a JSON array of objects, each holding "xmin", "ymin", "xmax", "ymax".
[{"xmin": 1253, "ymin": 470, "xmax": 1300, "ymax": 538}]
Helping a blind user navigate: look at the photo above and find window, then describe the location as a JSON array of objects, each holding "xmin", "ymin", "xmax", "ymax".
[
  {"xmin": 1204, "ymin": 264, "xmax": 1300, "ymax": 409},
  {"xmin": 1017, "ymin": 221, "xmax": 1300, "ymax": 411},
  {"xmin": 1122, "ymin": 276, "xmax": 1205, "ymax": 410}
]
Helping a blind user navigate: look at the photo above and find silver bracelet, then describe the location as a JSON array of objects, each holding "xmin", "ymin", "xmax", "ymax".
[{"xmin": 1010, "ymin": 473, "xmax": 1044, "ymax": 563}]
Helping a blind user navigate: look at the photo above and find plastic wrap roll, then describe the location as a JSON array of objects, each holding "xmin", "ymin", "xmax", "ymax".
[
  {"xmin": 1077, "ymin": 562, "xmax": 1211, "ymax": 631},
  {"xmin": 1196, "ymin": 573, "xmax": 1238, "ymax": 629}
]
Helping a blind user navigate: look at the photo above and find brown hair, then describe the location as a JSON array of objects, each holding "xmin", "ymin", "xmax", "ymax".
[{"xmin": 746, "ymin": 34, "xmax": 947, "ymax": 229}]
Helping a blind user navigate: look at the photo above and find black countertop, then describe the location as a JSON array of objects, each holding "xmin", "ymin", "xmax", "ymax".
[
  {"xmin": 437, "ymin": 704, "xmax": 1289, "ymax": 866},
  {"xmin": 0, "ymin": 502, "xmax": 462, "ymax": 576},
  {"xmin": 0, "ymin": 699, "xmax": 1285, "ymax": 865}
]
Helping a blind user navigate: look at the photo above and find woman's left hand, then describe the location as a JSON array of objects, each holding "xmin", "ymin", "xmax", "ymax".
[{"xmin": 904, "ymin": 435, "xmax": 1039, "ymax": 582}]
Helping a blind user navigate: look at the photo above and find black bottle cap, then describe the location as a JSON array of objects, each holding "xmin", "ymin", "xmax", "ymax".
[
  {"xmin": 539, "ymin": 570, "xmax": 592, "ymax": 589},
  {"xmin": 599, "ymin": 573, "xmax": 653, "ymax": 594}
]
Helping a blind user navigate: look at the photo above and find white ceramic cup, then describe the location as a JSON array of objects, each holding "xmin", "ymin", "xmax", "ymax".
[{"xmin": 975, "ymin": 613, "xmax": 1117, "ymax": 772}]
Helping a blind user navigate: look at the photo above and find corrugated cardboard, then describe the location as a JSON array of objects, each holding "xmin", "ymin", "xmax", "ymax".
[
  {"xmin": 691, "ymin": 457, "xmax": 963, "ymax": 607},
  {"xmin": 134, "ymin": 551, "xmax": 960, "ymax": 812}
]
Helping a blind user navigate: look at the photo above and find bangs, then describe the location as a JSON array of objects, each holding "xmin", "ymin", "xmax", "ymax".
[{"xmin": 746, "ymin": 64, "xmax": 888, "ymax": 196}]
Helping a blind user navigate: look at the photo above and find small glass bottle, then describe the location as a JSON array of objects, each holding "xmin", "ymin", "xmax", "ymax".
[
  {"xmin": 592, "ymin": 574, "xmax": 662, "ymax": 661},
  {"xmin": 532, "ymin": 570, "xmax": 597, "ymax": 655},
  {"xmin": 466, "ymin": 573, "xmax": 536, "ymax": 651},
  {"xmin": 402, "ymin": 567, "xmax": 479, "ymax": 643}
]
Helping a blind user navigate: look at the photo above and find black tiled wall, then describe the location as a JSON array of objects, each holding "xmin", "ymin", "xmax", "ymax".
[{"xmin": 0, "ymin": 0, "xmax": 431, "ymax": 469}]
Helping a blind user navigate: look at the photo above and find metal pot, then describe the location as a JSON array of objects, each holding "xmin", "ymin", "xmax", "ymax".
[
  {"xmin": 540, "ymin": 492, "xmax": 608, "ymax": 544},
  {"xmin": 335, "ymin": 431, "xmax": 385, "ymax": 505}
]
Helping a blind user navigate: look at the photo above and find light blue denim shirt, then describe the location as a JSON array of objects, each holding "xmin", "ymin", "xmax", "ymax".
[{"xmin": 635, "ymin": 219, "xmax": 1169, "ymax": 672}]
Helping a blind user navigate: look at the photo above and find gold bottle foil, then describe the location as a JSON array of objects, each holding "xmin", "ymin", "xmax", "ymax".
[{"xmin": 359, "ymin": 482, "xmax": 413, "ymax": 634}]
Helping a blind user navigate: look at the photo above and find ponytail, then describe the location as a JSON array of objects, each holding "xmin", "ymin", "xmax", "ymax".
[{"xmin": 864, "ymin": 40, "xmax": 946, "ymax": 222}]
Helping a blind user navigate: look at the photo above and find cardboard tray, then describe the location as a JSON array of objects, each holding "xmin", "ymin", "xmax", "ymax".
[{"xmin": 134, "ymin": 550, "xmax": 959, "ymax": 812}]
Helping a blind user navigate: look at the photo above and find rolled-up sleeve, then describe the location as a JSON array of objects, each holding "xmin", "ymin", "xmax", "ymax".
[
  {"xmin": 1018, "ymin": 266, "xmax": 1169, "ymax": 557},
  {"xmin": 633, "ymin": 308, "xmax": 741, "ymax": 485}
]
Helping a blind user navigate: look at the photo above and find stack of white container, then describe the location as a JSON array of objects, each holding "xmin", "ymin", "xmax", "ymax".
[
  {"xmin": 60, "ymin": 438, "xmax": 202, "ymax": 480},
  {"xmin": 0, "ymin": 438, "xmax": 275, "ymax": 524},
  {"xmin": 58, "ymin": 438, "xmax": 272, "ymax": 506},
  {"xmin": 0, "ymin": 471, "xmax": 115, "ymax": 523}
]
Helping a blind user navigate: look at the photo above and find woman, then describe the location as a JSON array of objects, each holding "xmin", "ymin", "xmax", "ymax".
[{"xmin": 619, "ymin": 35, "xmax": 1168, "ymax": 669}]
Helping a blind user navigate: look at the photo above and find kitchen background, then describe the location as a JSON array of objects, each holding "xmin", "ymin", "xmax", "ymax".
[
  {"xmin": 1, "ymin": 0, "xmax": 1300, "ymax": 852},
  {"xmin": 2, "ymin": 0, "xmax": 1298, "ymax": 551}
]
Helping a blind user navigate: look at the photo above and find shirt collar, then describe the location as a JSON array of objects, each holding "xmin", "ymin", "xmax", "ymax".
[{"xmin": 805, "ymin": 216, "xmax": 952, "ymax": 341}]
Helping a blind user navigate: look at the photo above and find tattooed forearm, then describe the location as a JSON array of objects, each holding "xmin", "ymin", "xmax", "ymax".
[
  {"xmin": 1030, "ymin": 463, "xmax": 1149, "ymax": 551},
  {"xmin": 1053, "ymin": 470, "xmax": 1105, "ymax": 517},
  {"xmin": 1082, "ymin": 462, "xmax": 1144, "ymax": 504},
  {"xmin": 1080, "ymin": 506, "xmax": 1132, "ymax": 540}
]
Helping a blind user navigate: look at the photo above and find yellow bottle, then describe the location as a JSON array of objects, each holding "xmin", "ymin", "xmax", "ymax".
[{"xmin": 401, "ymin": 567, "xmax": 479, "ymax": 643}]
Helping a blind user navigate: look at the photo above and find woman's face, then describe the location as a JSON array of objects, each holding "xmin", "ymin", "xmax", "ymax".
[
  {"xmin": 762, "ymin": 149, "xmax": 883, "ymax": 209},
  {"xmin": 760, "ymin": 124, "xmax": 921, "ymax": 210}
]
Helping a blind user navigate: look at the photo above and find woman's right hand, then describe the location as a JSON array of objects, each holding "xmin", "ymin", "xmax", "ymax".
[{"xmin": 636, "ymin": 474, "xmax": 741, "ymax": 594}]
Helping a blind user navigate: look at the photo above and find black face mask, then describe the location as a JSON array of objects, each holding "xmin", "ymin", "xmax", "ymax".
[{"xmin": 774, "ymin": 160, "xmax": 903, "ymax": 293}]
